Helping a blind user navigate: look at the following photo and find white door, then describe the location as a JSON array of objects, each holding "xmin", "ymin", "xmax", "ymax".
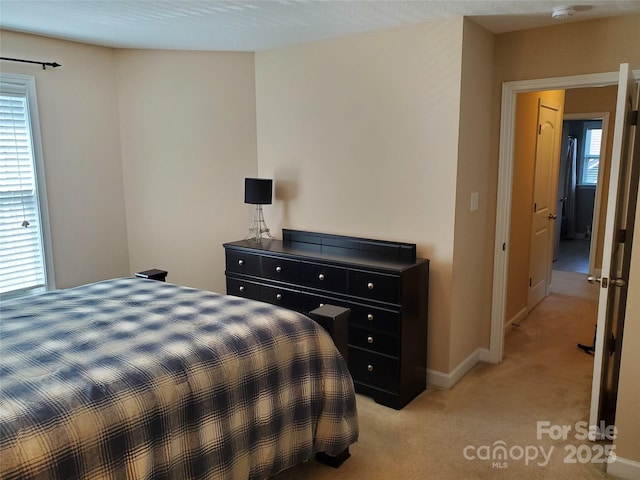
[
  {"xmin": 588, "ymin": 63, "xmax": 639, "ymax": 439},
  {"xmin": 528, "ymin": 101, "xmax": 561, "ymax": 310}
]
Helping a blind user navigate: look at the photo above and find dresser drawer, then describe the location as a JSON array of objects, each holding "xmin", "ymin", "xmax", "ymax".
[
  {"xmin": 301, "ymin": 261, "xmax": 348, "ymax": 293},
  {"xmin": 261, "ymin": 284, "xmax": 301, "ymax": 311},
  {"xmin": 349, "ymin": 347, "xmax": 399, "ymax": 392},
  {"xmin": 261, "ymin": 256, "xmax": 300, "ymax": 284},
  {"xmin": 348, "ymin": 303, "xmax": 400, "ymax": 333},
  {"xmin": 226, "ymin": 250, "xmax": 262, "ymax": 276},
  {"xmin": 298, "ymin": 292, "xmax": 350, "ymax": 314},
  {"xmin": 226, "ymin": 278, "xmax": 262, "ymax": 302},
  {"xmin": 349, "ymin": 326, "xmax": 398, "ymax": 357},
  {"xmin": 348, "ymin": 270, "xmax": 400, "ymax": 304}
]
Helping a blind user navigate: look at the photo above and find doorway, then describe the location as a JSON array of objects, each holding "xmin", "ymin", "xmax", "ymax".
[
  {"xmin": 490, "ymin": 70, "xmax": 628, "ymax": 363},
  {"xmin": 554, "ymin": 113, "xmax": 611, "ymax": 276}
]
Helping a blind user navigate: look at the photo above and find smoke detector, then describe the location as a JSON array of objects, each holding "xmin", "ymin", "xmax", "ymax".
[{"xmin": 552, "ymin": 5, "xmax": 577, "ymax": 19}]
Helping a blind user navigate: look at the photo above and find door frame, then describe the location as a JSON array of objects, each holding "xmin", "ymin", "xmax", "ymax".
[
  {"xmin": 489, "ymin": 69, "xmax": 640, "ymax": 363},
  {"xmin": 560, "ymin": 111, "xmax": 610, "ymax": 277}
]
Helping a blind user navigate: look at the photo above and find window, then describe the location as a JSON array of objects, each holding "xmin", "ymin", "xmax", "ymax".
[
  {"xmin": 0, "ymin": 74, "xmax": 54, "ymax": 298},
  {"xmin": 580, "ymin": 120, "xmax": 602, "ymax": 185}
]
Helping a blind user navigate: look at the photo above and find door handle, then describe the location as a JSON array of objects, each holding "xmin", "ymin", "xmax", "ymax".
[
  {"xmin": 548, "ymin": 213, "xmax": 558, "ymax": 219},
  {"xmin": 610, "ymin": 278, "xmax": 626, "ymax": 287},
  {"xmin": 587, "ymin": 275, "xmax": 625, "ymax": 287}
]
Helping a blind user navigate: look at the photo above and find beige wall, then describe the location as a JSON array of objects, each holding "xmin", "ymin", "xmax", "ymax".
[
  {"xmin": 0, "ymin": 31, "xmax": 257, "ymax": 294},
  {"xmin": 564, "ymin": 85, "xmax": 619, "ymax": 269},
  {"xmin": 0, "ymin": 30, "xmax": 130, "ymax": 288},
  {"xmin": 506, "ymin": 89, "xmax": 565, "ymax": 323},
  {"xmin": 449, "ymin": 19, "xmax": 495, "ymax": 368},
  {"xmin": 494, "ymin": 15, "xmax": 640, "ymax": 83},
  {"xmin": 115, "ymin": 50, "xmax": 257, "ymax": 292},
  {"xmin": 255, "ymin": 17, "xmax": 465, "ymax": 373}
]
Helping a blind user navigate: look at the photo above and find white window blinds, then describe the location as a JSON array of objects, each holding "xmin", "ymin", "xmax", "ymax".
[
  {"xmin": 0, "ymin": 77, "xmax": 52, "ymax": 296},
  {"xmin": 581, "ymin": 122, "xmax": 602, "ymax": 185}
]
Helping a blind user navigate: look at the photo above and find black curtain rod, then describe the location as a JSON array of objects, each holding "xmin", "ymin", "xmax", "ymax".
[{"xmin": 0, "ymin": 57, "xmax": 61, "ymax": 70}]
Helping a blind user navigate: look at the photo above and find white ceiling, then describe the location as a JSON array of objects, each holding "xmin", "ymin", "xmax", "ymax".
[{"xmin": 1, "ymin": 0, "xmax": 639, "ymax": 52}]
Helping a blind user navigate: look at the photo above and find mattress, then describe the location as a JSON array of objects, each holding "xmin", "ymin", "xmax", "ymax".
[{"xmin": 0, "ymin": 277, "xmax": 358, "ymax": 479}]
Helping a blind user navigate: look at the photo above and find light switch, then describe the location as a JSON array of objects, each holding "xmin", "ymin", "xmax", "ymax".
[{"xmin": 470, "ymin": 192, "xmax": 479, "ymax": 212}]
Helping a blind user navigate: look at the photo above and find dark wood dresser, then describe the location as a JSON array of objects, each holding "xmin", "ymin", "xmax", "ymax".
[{"xmin": 223, "ymin": 229, "xmax": 429, "ymax": 409}]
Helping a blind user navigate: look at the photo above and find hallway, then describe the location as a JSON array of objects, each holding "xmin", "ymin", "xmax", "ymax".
[
  {"xmin": 555, "ymin": 238, "xmax": 592, "ymax": 274},
  {"xmin": 551, "ymin": 268, "xmax": 599, "ymax": 301}
]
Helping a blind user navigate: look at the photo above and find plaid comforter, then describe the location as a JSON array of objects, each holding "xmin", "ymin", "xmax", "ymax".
[{"xmin": 0, "ymin": 278, "xmax": 358, "ymax": 479}]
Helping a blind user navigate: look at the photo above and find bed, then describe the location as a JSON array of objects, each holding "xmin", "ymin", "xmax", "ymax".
[{"xmin": 0, "ymin": 277, "xmax": 358, "ymax": 479}]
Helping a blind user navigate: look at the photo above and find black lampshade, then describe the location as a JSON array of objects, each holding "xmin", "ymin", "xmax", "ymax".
[{"xmin": 244, "ymin": 178, "xmax": 273, "ymax": 205}]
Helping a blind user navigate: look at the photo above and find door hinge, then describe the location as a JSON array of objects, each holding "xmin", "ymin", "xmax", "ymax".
[
  {"xmin": 533, "ymin": 202, "xmax": 537, "ymax": 213},
  {"xmin": 617, "ymin": 229, "xmax": 626, "ymax": 244},
  {"xmin": 538, "ymin": 124, "xmax": 542, "ymax": 135},
  {"xmin": 608, "ymin": 333, "xmax": 616, "ymax": 355},
  {"xmin": 502, "ymin": 242, "xmax": 506, "ymax": 251},
  {"xmin": 601, "ymin": 277, "xmax": 609, "ymax": 288},
  {"xmin": 628, "ymin": 110, "xmax": 638, "ymax": 126},
  {"xmin": 529, "ymin": 277, "xmax": 533, "ymax": 287}
]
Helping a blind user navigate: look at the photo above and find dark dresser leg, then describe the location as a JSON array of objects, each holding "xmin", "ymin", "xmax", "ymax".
[{"xmin": 315, "ymin": 448, "xmax": 351, "ymax": 468}]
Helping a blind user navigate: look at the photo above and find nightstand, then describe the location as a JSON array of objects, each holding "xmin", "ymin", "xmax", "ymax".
[{"xmin": 135, "ymin": 269, "xmax": 168, "ymax": 282}]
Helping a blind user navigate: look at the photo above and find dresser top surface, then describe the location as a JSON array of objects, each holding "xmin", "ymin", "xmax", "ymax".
[{"xmin": 224, "ymin": 238, "xmax": 428, "ymax": 272}]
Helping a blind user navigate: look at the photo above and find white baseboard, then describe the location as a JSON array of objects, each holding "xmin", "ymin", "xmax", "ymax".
[
  {"xmin": 505, "ymin": 307, "xmax": 527, "ymax": 333},
  {"xmin": 427, "ymin": 347, "xmax": 491, "ymax": 389},
  {"xmin": 607, "ymin": 455, "xmax": 640, "ymax": 479}
]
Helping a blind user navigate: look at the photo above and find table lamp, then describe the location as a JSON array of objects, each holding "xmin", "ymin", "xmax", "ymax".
[{"xmin": 245, "ymin": 178, "xmax": 273, "ymax": 242}]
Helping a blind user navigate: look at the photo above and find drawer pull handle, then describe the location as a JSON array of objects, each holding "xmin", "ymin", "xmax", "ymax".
[
  {"xmin": 367, "ymin": 282, "xmax": 374, "ymax": 290},
  {"xmin": 276, "ymin": 293, "xmax": 282, "ymax": 300},
  {"xmin": 238, "ymin": 259, "xmax": 244, "ymax": 266},
  {"xmin": 239, "ymin": 286, "xmax": 245, "ymax": 292},
  {"xmin": 276, "ymin": 266, "xmax": 282, "ymax": 273},
  {"xmin": 367, "ymin": 336, "xmax": 374, "ymax": 344},
  {"xmin": 318, "ymin": 273, "xmax": 325, "ymax": 281},
  {"xmin": 367, "ymin": 364, "xmax": 374, "ymax": 372},
  {"xmin": 367, "ymin": 313, "xmax": 374, "ymax": 321}
]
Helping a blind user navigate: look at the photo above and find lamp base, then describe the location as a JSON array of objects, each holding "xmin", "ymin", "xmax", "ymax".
[{"xmin": 246, "ymin": 204, "xmax": 273, "ymax": 243}]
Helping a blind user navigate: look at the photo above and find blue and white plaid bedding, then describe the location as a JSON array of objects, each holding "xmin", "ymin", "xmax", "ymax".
[{"xmin": 0, "ymin": 278, "xmax": 358, "ymax": 480}]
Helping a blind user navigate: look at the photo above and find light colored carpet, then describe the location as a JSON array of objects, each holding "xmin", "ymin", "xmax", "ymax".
[
  {"xmin": 273, "ymin": 275, "xmax": 611, "ymax": 479},
  {"xmin": 551, "ymin": 269, "xmax": 599, "ymax": 301}
]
